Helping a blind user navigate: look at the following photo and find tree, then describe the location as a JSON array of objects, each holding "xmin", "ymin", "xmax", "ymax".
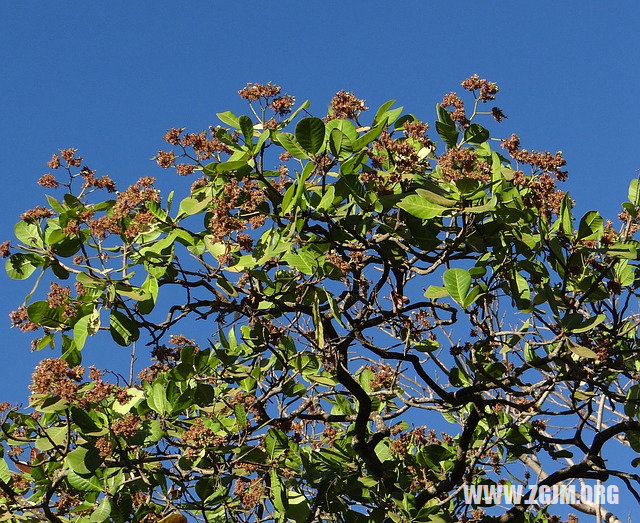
[{"xmin": 0, "ymin": 76, "xmax": 638, "ymax": 523}]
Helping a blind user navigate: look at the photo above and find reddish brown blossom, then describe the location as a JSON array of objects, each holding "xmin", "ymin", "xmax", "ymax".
[
  {"xmin": 238, "ymin": 82, "xmax": 281, "ymax": 102},
  {"xmin": 95, "ymin": 437, "xmax": 112, "ymax": 457},
  {"xmin": 37, "ymin": 173, "xmax": 59, "ymax": 188},
  {"xmin": 163, "ymin": 128, "xmax": 184, "ymax": 145},
  {"xmin": 111, "ymin": 414, "xmax": 141, "ymax": 438},
  {"xmin": 47, "ymin": 153, "xmax": 61, "ymax": 169},
  {"xmin": 327, "ymin": 90, "xmax": 367, "ymax": 121},
  {"xmin": 461, "ymin": 74, "xmax": 499, "ymax": 101},
  {"xmin": 47, "ymin": 282, "xmax": 71, "ymax": 309},
  {"xmin": 30, "ymin": 358, "xmax": 84, "ymax": 402},
  {"xmin": 156, "ymin": 150, "xmax": 176, "ymax": 168},
  {"xmin": 175, "ymin": 163, "xmax": 195, "ymax": 176},
  {"xmin": 442, "ymin": 92, "xmax": 468, "ymax": 125},
  {"xmin": 501, "ymin": 134, "xmax": 567, "ymax": 180},
  {"xmin": 0, "ymin": 241, "xmax": 10, "ymax": 258},
  {"xmin": 270, "ymin": 94, "xmax": 295, "ymax": 115},
  {"xmin": 20, "ymin": 206, "xmax": 55, "ymax": 222},
  {"xmin": 491, "ymin": 107, "xmax": 507, "ymax": 122},
  {"xmin": 60, "ymin": 148, "xmax": 82, "ymax": 167},
  {"xmin": 438, "ymin": 148, "xmax": 490, "ymax": 183}
]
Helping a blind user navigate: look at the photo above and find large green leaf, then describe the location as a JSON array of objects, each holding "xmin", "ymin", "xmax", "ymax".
[
  {"xmin": 629, "ymin": 178, "xmax": 640, "ymax": 206},
  {"xmin": 577, "ymin": 211, "xmax": 603, "ymax": 241},
  {"xmin": 6, "ymin": 253, "xmax": 42, "ymax": 280},
  {"xmin": 442, "ymin": 268, "xmax": 471, "ymax": 306},
  {"xmin": 276, "ymin": 132, "xmax": 309, "ymax": 159},
  {"xmin": 109, "ymin": 310, "xmax": 139, "ymax": 346},
  {"xmin": 464, "ymin": 124, "xmax": 490, "ymax": 144},
  {"xmin": 397, "ymin": 195, "xmax": 447, "ymax": 220},
  {"xmin": 295, "ymin": 117, "xmax": 325, "ymax": 155},
  {"xmin": 90, "ymin": 496, "xmax": 112, "ymax": 522}
]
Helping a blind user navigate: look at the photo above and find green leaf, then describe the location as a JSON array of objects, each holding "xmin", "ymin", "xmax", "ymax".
[
  {"xmin": 295, "ymin": 117, "xmax": 325, "ymax": 155},
  {"xmin": 324, "ymin": 290, "xmax": 345, "ymax": 327},
  {"xmin": 424, "ymin": 285, "xmax": 449, "ymax": 299},
  {"xmin": 109, "ymin": 310, "xmax": 139, "ymax": 347},
  {"xmin": 0, "ymin": 459, "xmax": 10, "ymax": 484},
  {"xmin": 276, "ymin": 132, "xmax": 309, "ymax": 159},
  {"xmin": 265, "ymin": 429, "xmax": 289, "ymax": 458},
  {"xmin": 73, "ymin": 311, "xmax": 100, "ymax": 350},
  {"xmin": 436, "ymin": 103, "xmax": 454, "ymax": 126},
  {"xmin": 66, "ymin": 446, "xmax": 101, "ymax": 475},
  {"xmin": 216, "ymin": 111, "xmax": 240, "ymax": 129},
  {"xmin": 415, "ymin": 188, "xmax": 456, "ymax": 207},
  {"xmin": 568, "ymin": 342, "xmax": 598, "ymax": 359},
  {"xmin": 316, "ymin": 186, "xmax": 336, "ymax": 212},
  {"xmin": 14, "ymin": 221, "xmax": 42, "ymax": 247},
  {"xmin": 147, "ymin": 381, "xmax": 170, "ymax": 415},
  {"xmin": 27, "ymin": 301, "xmax": 63, "ymax": 328},
  {"xmin": 398, "ymin": 195, "xmax": 447, "ymax": 220},
  {"xmin": 443, "ymin": 268, "xmax": 471, "ymax": 306},
  {"xmin": 629, "ymin": 178, "xmax": 640, "ymax": 206},
  {"xmin": 577, "ymin": 211, "xmax": 604, "ymax": 241},
  {"xmin": 238, "ymin": 115, "xmax": 254, "ymax": 146},
  {"xmin": 373, "ymin": 99, "xmax": 397, "ymax": 126},
  {"xmin": 90, "ymin": 497, "xmax": 111, "ymax": 522},
  {"xmin": 6, "ymin": 253, "xmax": 42, "ymax": 280},
  {"xmin": 464, "ymin": 124, "xmax": 490, "ymax": 144},
  {"xmin": 68, "ymin": 470, "xmax": 101, "ymax": 492},
  {"xmin": 562, "ymin": 313, "xmax": 606, "ymax": 333}
]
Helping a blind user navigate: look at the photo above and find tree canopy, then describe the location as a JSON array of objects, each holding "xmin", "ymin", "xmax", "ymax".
[{"xmin": 1, "ymin": 76, "xmax": 639, "ymax": 522}]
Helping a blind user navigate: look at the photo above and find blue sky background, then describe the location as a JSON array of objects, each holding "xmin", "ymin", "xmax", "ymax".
[{"xmin": 1, "ymin": 2, "xmax": 639, "ymax": 517}]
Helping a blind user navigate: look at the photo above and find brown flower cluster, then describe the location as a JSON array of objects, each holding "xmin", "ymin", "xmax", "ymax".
[
  {"xmin": 80, "ymin": 167, "xmax": 116, "ymax": 192},
  {"xmin": 110, "ymin": 414, "xmax": 141, "ymax": 438},
  {"xmin": 403, "ymin": 120, "xmax": 432, "ymax": 146},
  {"xmin": 371, "ymin": 130, "xmax": 430, "ymax": 178},
  {"xmin": 156, "ymin": 150, "xmax": 175, "ymax": 168},
  {"xmin": 270, "ymin": 94, "xmax": 296, "ymax": 115},
  {"xmin": 389, "ymin": 426, "xmax": 430, "ymax": 455},
  {"xmin": 442, "ymin": 92, "xmax": 468, "ymax": 125},
  {"xmin": 37, "ymin": 173, "xmax": 59, "ymax": 188},
  {"xmin": 182, "ymin": 129, "xmax": 233, "ymax": 161},
  {"xmin": 180, "ymin": 419, "xmax": 225, "ymax": 458},
  {"xmin": 0, "ymin": 241, "xmax": 10, "ymax": 258},
  {"xmin": 367, "ymin": 363, "xmax": 395, "ymax": 390},
  {"xmin": 163, "ymin": 128, "xmax": 184, "ymax": 145},
  {"xmin": 512, "ymin": 170, "xmax": 566, "ymax": 221},
  {"xmin": 238, "ymin": 82, "xmax": 282, "ymax": 102},
  {"xmin": 20, "ymin": 206, "xmax": 55, "ymax": 222},
  {"xmin": 327, "ymin": 90, "xmax": 367, "ymax": 121},
  {"xmin": 208, "ymin": 178, "xmax": 266, "ymax": 244},
  {"xmin": 47, "ymin": 282, "xmax": 77, "ymax": 319},
  {"xmin": 438, "ymin": 147, "xmax": 491, "ymax": 183},
  {"xmin": 137, "ymin": 362, "xmax": 171, "ymax": 383},
  {"xmin": 79, "ymin": 366, "xmax": 116, "ymax": 407},
  {"xmin": 48, "ymin": 154, "xmax": 61, "ymax": 169},
  {"xmin": 491, "ymin": 107, "xmax": 507, "ymax": 122},
  {"xmin": 9, "ymin": 307, "xmax": 38, "ymax": 332},
  {"xmin": 229, "ymin": 390, "xmax": 268, "ymax": 423},
  {"xmin": 501, "ymin": 134, "xmax": 567, "ymax": 181},
  {"xmin": 325, "ymin": 251, "xmax": 350, "ymax": 276},
  {"xmin": 60, "ymin": 148, "xmax": 82, "ymax": 167},
  {"xmin": 233, "ymin": 478, "xmax": 265, "ymax": 510},
  {"xmin": 461, "ymin": 74, "xmax": 499, "ymax": 102},
  {"xmin": 30, "ymin": 358, "xmax": 84, "ymax": 402},
  {"xmin": 55, "ymin": 493, "xmax": 81, "ymax": 514},
  {"xmin": 95, "ymin": 437, "xmax": 113, "ymax": 457},
  {"xmin": 87, "ymin": 177, "xmax": 159, "ymax": 239}
]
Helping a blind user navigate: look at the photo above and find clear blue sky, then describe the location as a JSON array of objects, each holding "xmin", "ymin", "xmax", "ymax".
[{"xmin": 1, "ymin": 2, "xmax": 639, "ymax": 516}]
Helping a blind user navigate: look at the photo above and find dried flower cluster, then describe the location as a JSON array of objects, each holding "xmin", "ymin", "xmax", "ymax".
[
  {"xmin": 327, "ymin": 90, "xmax": 367, "ymax": 121},
  {"xmin": 30, "ymin": 358, "xmax": 84, "ymax": 402}
]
